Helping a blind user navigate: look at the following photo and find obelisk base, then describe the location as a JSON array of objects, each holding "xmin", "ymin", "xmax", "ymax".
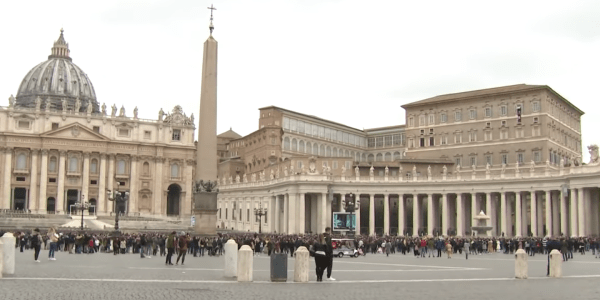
[{"xmin": 193, "ymin": 192, "xmax": 218, "ymax": 235}]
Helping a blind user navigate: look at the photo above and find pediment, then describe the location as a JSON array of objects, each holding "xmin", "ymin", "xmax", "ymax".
[{"xmin": 41, "ymin": 122, "xmax": 111, "ymax": 141}]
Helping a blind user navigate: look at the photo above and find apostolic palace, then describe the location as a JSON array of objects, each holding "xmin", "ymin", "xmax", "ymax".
[{"xmin": 2, "ymin": 30, "xmax": 600, "ymax": 238}]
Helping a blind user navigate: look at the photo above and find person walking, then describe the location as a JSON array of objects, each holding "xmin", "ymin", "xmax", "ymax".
[
  {"xmin": 31, "ymin": 228, "xmax": 42, "ymax": 262},
  {"xmin": 165, "ymin": 231, "xmax": 176, "ymax": 265},
  {"xmin": 445, "ymin": 240, "xmax": 453, "ymax": 258},
  {"xmin": 464, "ymin": 239, "xmax": 470, "ymax": 259},
  {"xmin": 324, "ymin": 227, "xmax": 335, "ymax": 281},
  {"xmin": 47, "ymin": 227, "xmax": 58, "ymax": 261},
  {"xmin": 309, "ymin": 234, "xmax": 329, "ymax": 282},
  {"xmin": 176, "ymin": 233, "xmax": 188, "ymax": 265}
]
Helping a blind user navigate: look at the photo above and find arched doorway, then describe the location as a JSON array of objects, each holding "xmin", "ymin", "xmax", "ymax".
[
  {"xmin": 167, "ymin": 184, "xmax": 181, "ymax": 216},
  {"xmin": 47, "ymin": 197, "xmax": 56, "ymax": 213},
  {"xmin": 66, "ymin": 189, "xmax": 79, "ymax": 214}
]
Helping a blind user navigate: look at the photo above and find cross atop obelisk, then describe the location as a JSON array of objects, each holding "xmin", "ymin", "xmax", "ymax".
[{"xmin": 208, "ymin": 4, "xmax": 216, "ymax": 35}]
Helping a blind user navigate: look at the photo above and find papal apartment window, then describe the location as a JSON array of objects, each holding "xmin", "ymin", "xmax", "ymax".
[
  {"xmin": 429, "ymin": 128, "xmax": 434, "ymax": 134},
  {"xmin": 485, "ymin": 107, "xmax": 492, "ymax": 118},
  {"xmin": 532, "ymin": 101, "xmax": 541, "ymax": 112},
  {"xmin": 470, "ymin": 157, "xmax": 477, "ymax": 167},
  {"xmin": 429, "ymin": 114, "xmax": 435, "ymax": 125},
  {"xmin": 501, "ymin": 120, "xmax": 507, "ymax": 127},
  {"xmin": 533, "ymin": 151, "xmax": 541, "ymax": 162},
  {"xmin": 118, "ymin": 128, "xmax": 129, "ymax": 137},
  {"xmin": 455, "ymin": 111, "xmax": 462, "ymax": 122},
  {"xmin": 440, "ymin": 136, "xmax": 447, "ymax": 145},
  {"xmin": 455, "ymin": 158, "xmax": 462, "ymax": 167},
  {"xmin": 93, "ymin": 126, "xmax": 100, "ymax": 133},
  {"xmin": 500, "ymin": 105, "xmax": 508, "ymax": 116},
  {"xmin": 440, "ymin": 113, "xmax": 447, "ymax": 123},
  {"xmin": 408, "ymin": 117, "xmax": 414, "ymax": 127},
  {"xmin": 517, "ymin": 153, "xmax": 524, "ymax": 165},
  {"xmin": 172, "ymin": 129, "xmax": 181, "ymax": 141},
  {"xmin": 144, "ymin": 131, "xmax": 152, "ymax": 139},
  {"xmin": 420, "ymin": 129, "xmax": 425, "ymax": 135},
  {"xmin": 332, "ymin": 161, "xmax": 338, "ymax": 169},
  {"xmin": 486, "ymin": 122, "xmax": 491, "ymax": 128},
  {"xmin": 469, "ymin": 110, "xmax": 477, "ymax": 120},
  {"xmin": 429, "ymin": 137, "xmax": 434, "ymax": 146},
  {"xmin": 501, "ymin": 154, "xmax": 508, "ymax": 165},
  {"xmin": 51, "ymin": 122, "xmax": 59, "ymax": 130},
  {"xmin": 368, "ymin": 138, "xmax": 375, "ymax": 148},
  {"xmin": 533, "ymin": 117, "xmax": 539, "ymax": 124},
  {"xmin": 420, "ymin": 137, "xmax": 425, "ymax": 147},
  {"xmin": 419, "ymin": 115, "xmax": 425, "ymax": 126}
]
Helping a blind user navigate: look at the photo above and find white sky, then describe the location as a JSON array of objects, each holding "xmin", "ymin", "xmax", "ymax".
[{"xmin": 1, "ymin": 1, "xmax": 599, "ymax": 160}]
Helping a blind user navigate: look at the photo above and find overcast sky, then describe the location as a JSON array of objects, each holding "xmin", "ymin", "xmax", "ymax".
[{"xmin": 1, "ymin": 1, "xmax": 599, "ymax": 160}]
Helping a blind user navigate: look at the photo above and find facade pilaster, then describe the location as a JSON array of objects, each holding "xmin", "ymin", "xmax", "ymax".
[
  {"xmin": 471, "ymin": 193, "xmax": 478, "ymax": 230},
  {"xmin": 383, "ymin": 194, "xmax": 389, "ymax": 235},
  {"xmin": 56, "ymin": 150, "xmax": 67, "ymax": 213},
  {"xmin": 569, "ymin": 188, "xmax": 578, "ymax": 236},
  {"xmin": 287, "ymin": 193, "xmax": 296, "ymax": 234},
  {"xmin": 413, "ymin": 194, "xmax": 420, "ymax": 236},
  {"xmin": 485, "ymin": 192, "xmax": 492, "ymax": 228},
  {"xmin": 500, "ymin": 192, "xmax": 507, "ymax": 236},
  {"xmin": 560, "ymin": 189, "xmax": 568, "ymax": 236},
  {"xmin": 81, "ymin": 152, "xmax": 90, "ymax": 205},
  {"xmin": 39, "ymin": 149, "xmax": 49, "ymax": 213},
  {"xmin": 442, "ymin": 193, "xmax": 448, "ymax": 236},
  {"xmin": 577, "ymin": 188, "xmax": 585, "ymax": 237},
  {"xmin": 398, "ymin": 194, "xmax": 404, "ymax": 236},
  {"xmin": 545, "ymin": 190, "xmax": 552, "ymax": 237},
  {"xmin": 98, "ymin": 154, "xmax": 107, "ymax": 215},
  {"xmin": 530, "ymin": 191, "xmax": 537, "ymax": 236},
  {"xmin": 29, "ymin": 149, "xmax": 39, "ymax": 212},
  {"xmin": 457, "ymin": 194, "xmax": 464, "ymax": 236},
  {"xmin": 2, "ymin": 147, "xmax": 13, "ymax": 210},
  {"xmin": 515, "ymin": 192, "xmax": 522, "ymax": 237},
  {"xmin": 427, "ymin": 194, "xmax": 434, "ymax": 236},
  {"xmin": 552, "ymin": 192, "xmax": 560, "ymax": 235},
  {"xmin": 153, "ymin": 157, "xmax": 163, "ymax": 215},
  {"xmin": 298, "ymin": 193, "xmax": 306, "ymax": 234},
  {"xmin": 369, "ymin": 194, "xmax": 375, "ymax": 235}
]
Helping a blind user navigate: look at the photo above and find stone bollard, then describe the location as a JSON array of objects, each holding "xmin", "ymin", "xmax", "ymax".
[
  {"xmin": 549, "ymin": 249, "xmax": 562, "ymax": 278},
  {"xmin": 1, "ymin": 233, "xmax": 16, "ymax": 275},
  {"xmin": 237, "ymin": 245, "xmax": 253, "ymax": 282},
  {"xmin": 223, "ymin": 239, "xmax": 238, "ymax": 278},
  {"xmin": 514, "ymin": 249, "xmax": 528, "ymax": 279},
  {"xmin": 294, "ymin": 246, "xmax": 309, "ymax": 282}
]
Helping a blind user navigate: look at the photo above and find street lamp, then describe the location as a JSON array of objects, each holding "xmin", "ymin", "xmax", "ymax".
[
  {"xmin": 74, "ymin": 194, "xmax": 90, "ymax": 231},
  {"xmin": 107, "ymin": 182, "xmax": 130, "ymax": 234},
  {"xmin": 343, "ymin": 193, "xmax": 360, "ymax": 236},
  {"xmin": 254, "ymin": 202, "xmax": 268, "ymax": 234}
]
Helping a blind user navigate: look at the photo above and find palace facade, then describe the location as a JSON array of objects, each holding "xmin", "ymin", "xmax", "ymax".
[{"xmin": 217, "ymin": 85, "xmax": 600, "ymax": 238}]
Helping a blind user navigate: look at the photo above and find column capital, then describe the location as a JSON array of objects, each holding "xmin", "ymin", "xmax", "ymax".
[
  {"xmin": 83, "ymin": 152, "xmax": 91, "ymax": 159},
  {"xmin": 31, "ymin": 148, "xmax": 40, "ymax": 155},
  {"xmin": 130, "ymin": 155, "xmax": 139, "ymax": 161},
  {"xmin": 185, "ymin": 159, "xmax": 195, "ymax": 166},
  {"xmin": 59, "ymin": 150, "xmax": 67, "ymax": 156},
  {"xmin": 155, "ymin": 156, "xmax": 165, "ymax": 163},
  {"xmin": 41, "ymin": 149, "xmax": 49, "ymax": 156},
  {"xmin": 100, "ymin": 153, "xmax": 107, "ymax": 160}
]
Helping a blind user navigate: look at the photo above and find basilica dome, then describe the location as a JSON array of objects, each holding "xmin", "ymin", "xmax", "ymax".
[{"xmin": 15, "ymin": 29, "xmax": 99, "ymax": 113}]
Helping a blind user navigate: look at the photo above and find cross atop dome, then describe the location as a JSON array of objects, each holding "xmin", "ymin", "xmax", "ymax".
[
  {"xmin": 208, "ymin": 4, "xmax": 216, "ymax": 35},
  {"xmin": 49, "ymin": 28, "xmax": 71, "ymax": 61}
]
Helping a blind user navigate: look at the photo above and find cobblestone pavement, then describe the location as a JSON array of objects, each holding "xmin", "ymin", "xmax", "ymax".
[{"xmin": 2, "ymin": 249, "xmax": 600, "ymax": 299}]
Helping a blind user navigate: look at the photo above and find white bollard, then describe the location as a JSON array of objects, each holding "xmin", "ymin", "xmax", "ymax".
[
  {"xmin": 237, "ymin": 245, "xmax": 253, "ymax": 282},
  {"xmin": 0, "ymin": 240, "xmax": 3, "ymax": 278},
  {"xmin": 294, "ymin": 246, "xmax": 309, "ymax": 282},
  {"xmin": 514, "ymin": 249, "xmax": 528, "ymax": 279},
  {"xmin": 549, "ymin": 249, "xmax": 562, "ymax": 277},
  {"xmin": 1, "ymin": 233, "xmax": 16, "ymax": 275},
  {"xmin": 223, "ymin": 239, "xmax": 238, "ymax": 278}
]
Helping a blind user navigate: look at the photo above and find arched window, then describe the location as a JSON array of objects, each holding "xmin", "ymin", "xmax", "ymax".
[
  {"xmin": 385, "ymin": 152, "xmax": 392, "ymax": 161},
  {"xmin": 283, "ymin": 137, "xmax": 290, "ymax": 150},
  {"xmin": 367, "ymin": 154, "xmax": 374, "ymax": 163},
  {"xmin": 393, "ymin": 151, "xmax": 401, "ymax": 161},
  {"xmin": 49, "ymin": 156, "xmax": 57, "ymax": 172},
  {"xmin": 313, "ymin": 144, "xmax": 318, "ymax": 155},
  {"xmin": 116, "ymin": 159, "xmax": 126, "ymax": 174},
  {"xmin": 90, "ymin": 159, "xmax": 98, "ymax": 174},
  {"xmin": 171, "ymin": 164, "xmax": 179, "ymax": 178},
  {"xmin": 332, "ymin": 147, "xmax": 338, "ymax": 157},
  {"xmin": 299, "ymin": 141, "xmax": 305, "ymax": 153},
  {"xmin": 69, "ymin": 157, "xmax": 78, "ymax": 172},
  {"xmin": 326, "ymin": 146, "xmax": 331, "ymax": 156},
  {"xmin": 143, "ymin": 162, "xmax": 150, "ymax": 175},
  {"xmin": 319, "ymin": 145, "xmax": 324, "ymax": 155},
  {"xmin": 16, "ymin": 153, "xmax": 27, "ymax": 170},
  {"xmin": 291, "ymin": 139, "xmax": 298, "ymax": 152},
  {"xmin": 376, "ymin": 153, "xmax": 383, "ymax": 162},
  {"xmin": 306, "ymin": 142, "xmax": 312, "ymax": 154}
]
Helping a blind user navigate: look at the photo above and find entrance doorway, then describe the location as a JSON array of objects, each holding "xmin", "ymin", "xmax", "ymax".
[
  {"xmin": 47, "ymin": 197, "xmax": 56, "ymax": 213},
  {"xmin": 89, "ymin": 199, "xmax": 96, "ymax": 215},
  {"xmin": 13, "ymin": 188, "xmax": 27, "ymax": 211},
  {"xmin": 67, "ymin": 189, "xmax": 79, "ymax": 214},
  {"xmin": 167, "ymin": 184, "xmax": 181, "ymax": 216}
]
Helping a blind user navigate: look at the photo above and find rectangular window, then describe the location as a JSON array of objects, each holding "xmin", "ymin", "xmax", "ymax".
[
  {"xmin": 441, "ymin": 136, "xmax": 447, "ymax": 145},
  {"xmin": 90, "ymin": 180, "xmax": 98, "ymax": 185},
  {"xmin": 290, "ymin": 119, "xmax": 297, "ymax": 131},
  {"xmin": 283, "ymin": 117, "xmax": 290, "ymax": 130},
  {"xmin": 385, "ymin": 136, "xmax": 393, "ymax": 146},
  {"xmin": 324, "ymin": 128, "xmax": 331, "ymax": 139},
  {"xmin": 408, "ymin": 117, "xmax": 414, "ymax": 127},
  {"xmin": 469, "ymin": 110, "xmax": 477, "ymax": 120},
  {"xmin": 440, "ymin": 113, "xmax": 447, "ymax": 123},
  {"xmin": 144, "ymin": 131, "xmax": 151, "ymax": 139},
  {"xmin": 501, "ymin": 154, "xmax": 508, "ymax": 165},
  {"xmin": 484, "ymin": 131, "xmax": 492, "ymax": 141},
  {"xmin": 51, "ymin": 122, "xmax": 59, "ymax": 130},
  {"xmin": 420, "ymin": 137, "xmax": 425, "ymax": 147},
  {"xmin": 533, "ymin": 151, "xmax": 541, "ymax": 162},
  {"xmin": 419, "ymin": 115, "xmax": 425, "ymax": 126},
  {"xmin": 532, "ymin": 101, "xmax": 541, "ymax": 112},
  {"xmin": 455, "ymin": 158, "xmax": 462, "ymax": 167},
  {"xmin": 345, "ymin": 161, "xmax": 351, "ymax": 170},
  {"xmin": 49, "ymin": 178, "xmax": 57, "ymax": 183},
  {"xmin": 118, "ymin": 128, "xmax": 130, "ymax": 137},
  {"xmin": 486, "ymin": 156, "xmax": 492, "ymax": 166},
  {"xmin": 455, "ymin": 111, "xmax": 462, "ymax": 122},
  {"xmin": 172, "ymin": 129, "xmax": 181, "ymax": 141},
  {"xmin": 500, "ymin": 106, "xmax": 508, "ymax": 116},
  {"xmin": 376, "ymin": 137, "xmax": 383, "ymax": 147},
  {"xmin": 368, "ymin": 138, "xmax": 375, "ymax": 148},
  {"xmin": 297, "ymin": 161, "xmax": 303, "ymax": 170},
  {"xmin": 393, "ymin": 134, "xmax": 401, "ymax": 145},
  {"xmin": 92, "ymin": 126, "xmax": 100, "ymax": 133},
  {"xmin": 247, "ymin": 209, "xmax": 250, "ymax": 222},
  {"xmin": 485, "ymin": 107, "xmax": 492, "ymax": 118},
  {"xmin": 18, "ymin": 121, "xmax": 30, "ymax": 129},
  {"xmin": 429, "ymin": 114, "xmax": 435, "ymax": 125},
  {"xmin": 429, "ymin": 137, "xmax": 434, "ymax": 146},
  {"xmin": 318, "ymin": 126, "xmax": 324, "ymax": 138},
  {"xmin": 297, "ymin": 121, "xmax": 304, "ymax": 134},
  {"xmin": 333, "ymin": 161, "xmax": 338, "ymax": 169},
  {"xmin": 469, "ymin": 132, "xmax": 476, "ymax": 142},
  {"xmin": 470, "ymin": 157, "xmax": 477, "ymax": 167},
  {"xmin": 517, "ymin": 153, "xmax": 524, "ymax": 164}
]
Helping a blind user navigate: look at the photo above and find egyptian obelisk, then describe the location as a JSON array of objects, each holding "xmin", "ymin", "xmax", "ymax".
[{"xmin": 193, "ymin": 5, "xmax": 219, "ymax": 235}]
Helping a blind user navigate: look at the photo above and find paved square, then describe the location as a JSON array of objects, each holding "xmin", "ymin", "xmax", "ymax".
[{"xmin": 2, "ymin": 249, "xmax": 600, "ymax": 299}]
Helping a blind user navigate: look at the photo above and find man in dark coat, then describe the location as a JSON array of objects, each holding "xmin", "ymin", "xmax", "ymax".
[{"xmin": 324, "ymin": 227, "xmax": 335, "ymax": 281}]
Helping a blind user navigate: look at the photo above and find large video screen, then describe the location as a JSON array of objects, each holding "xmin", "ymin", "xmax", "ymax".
[{"xmin": 332, "ymin": 212, "xmax": 356, "ymax": 231}]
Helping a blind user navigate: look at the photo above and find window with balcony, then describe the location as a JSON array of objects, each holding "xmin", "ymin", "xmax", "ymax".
[{"xmin": 172, "ymin": 129, "xmax": 181, "ymax": 141}]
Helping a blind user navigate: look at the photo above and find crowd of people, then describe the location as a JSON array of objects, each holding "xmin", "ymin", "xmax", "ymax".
[{"xmin": 6, "ymin": 227, "xmax": 600, "ymax": 280}]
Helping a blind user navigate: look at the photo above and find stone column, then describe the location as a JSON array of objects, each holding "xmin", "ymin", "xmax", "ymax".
[
  {"xmin": 287, "ymin": 193, "xmax": 296, "ymax": 234},
  {"xmin": 457, "ymin": 194, "xmax": 464, "ymax": 236},
  {"xmin": 427, "ymin": 194, "xmax": 434, "ymax": 236},
  {"xmin": 530, "ymin": 191, "xmax": 537, "ymax": 236},
  {"xmin": 569, "ymin": 189, "xmax": 578, "ymax": 236},
  {"xmin": 29, "ymin": 149, "xmax": 39, "ymax": 212},
  {"xmin": 560, "ymin": 190, "xmax": 568, "ymax": 236},
  {"xmin": 355, "ymin": 194, "xmax": 361, "ymax": 235},
  {"xmin": 153, "ymin": 157, "xmax": 163, "ymax": 215},
  {"xmin": 39, "ymin": 149, "xmax": 48, "ymax": 213},
  {"xmin": 56, "ymin": 150, "xmax": 67, "ymax": 213},
  {"xmin": 274, "ymin": 195, "xmax": 280, "ymax": 233},
  {"xmin": 515, "ymin": 192, "xmax": 522, "ymax": 237},
  {"xmin": 383, "ymin": 194, "xmax": 389, "ymax": 235},
  {"xmin": 545, "ymin": 190, "xmax": 552, "ymax": 237},
  {"xmin": 98, "ymin": 154, "xmax": 107, "ymax": 215},
  {"xmin": 369, "ymin": 194, "xmax": 375, "ymax": 235},
  {"xmin": 298, "ymin": 193, "xmax": 305, "ymax": 234},
  {"xmin": 2, "ymin": 148, "xmax": 12, "ymax": 210},
  {"xmin": 398, "ymin": 194, "xmax": 405, "ymax": 236},
  {"xmin": 183, "ymin": 159, "xmax": 194, "ymax": 217},
  {"xmin": 81, "ymin": 152, "xmax": 91, "ymax": 204},
  {"xmin": 129, "ymin": 155, "xmax": 138, "ymax": 213},
  {"xmin": 552, "ymin": 192, "xmax": 560, "ymax": 236},
  {"xmin": 485, "ymin": 192, "xmax": 492, "ymax": 227},
  {"xmin": 320, "ymin": 193, "xmax": 327, "ymax": 234},
  {"xmin": 107, "ymin": 154, "xmax": 115, "ymax": 213},
  {"xmin": 500, "ymin": 192, "xmax": 507, "ymax": 237},
  {"xmin": 413, "ymin": 194, "xmax": 420, "ymax": 236},
  {"xmin": 441, "ymin": 193, "xmax": 448, "ymax": 236},
  {"xmin": 578, "ymin": 188, "xmax": 585, "ymax": 237}
]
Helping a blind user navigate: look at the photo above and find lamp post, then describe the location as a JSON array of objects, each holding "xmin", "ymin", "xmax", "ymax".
[
  {"xmin": 254, "ymin": 202, "xmax": 268, "ymax": 234},
  {"xmin": 74, "ymin": 194, "xmax": 90, "ymax": 231},
  {"xmin": 107, "ymin": 182, "xmax": 130, "ymax": 234},
  {"xmin": 343, "ymin": 193, "xmax": 360, "ymax": 236}
]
